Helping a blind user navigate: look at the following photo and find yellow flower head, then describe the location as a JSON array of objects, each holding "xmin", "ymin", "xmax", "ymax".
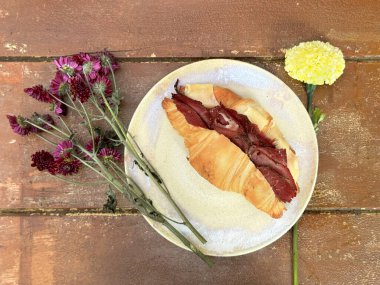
[{"xmin": 285, "ymin": 41, "xmax": 345, "ymax": 85}]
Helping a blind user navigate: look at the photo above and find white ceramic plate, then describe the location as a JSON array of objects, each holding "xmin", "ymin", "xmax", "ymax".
[{"xmin": 125, "ymin": 59, "xmax": 318, "ymax": 256}]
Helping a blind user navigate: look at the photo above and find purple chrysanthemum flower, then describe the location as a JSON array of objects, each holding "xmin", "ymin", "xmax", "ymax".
[
  {"xmin": 52, "ymin": 100, "xmax": 67, "ymax": 116},
  {"xmin": 69, "ymin": 75, "xmax": 91, "ymax": 103},
  {"xmin": 71, "ymin": 53, "xmax": 86, "ymax": 66},
  {"xmin": 24, "ymin": 85, "xmax": 53, "ymax": 103},
  {"xmin": 98, "ymin": 51, "xmax": 119, "ymax": 75},
  {"xmin": 31, "ymin": 150, "xmax": 56, "ymax": 174},
  {"xmin": 30, "ymin": 113, "xmax": 55, "ymax": 132},
  {"xmin": 53, "ymin": 140, "xmax": 81, "ymax": 175},
  {"xmin": 7, "ymin": 114, "xmax": 32, "ymax": 136},
  {"xmin": 81, "ymin": 53, "xmax": 101, "ymax": 80},
  {"xmin": 85, "ymin": 136, "xmax": 101, "ymax": 153},
  {"xmin": 54, "ymin": 140, "xmax": 74, "ymax": 159},
  {"xmin": 50, "ymin": 72, "xmax": 70, "ymax": 95},
  {"xmin": 55, "ymin": 156, "xmax": 81, "ymax": 176},
  {"xmin": 92, "ymin": 76, "xmax": 112, "ymax": 96},
  {"xmin": 54, "ymin": 56, "xmax": 81, "ymax": 80},
  {"xmin": 99, "ymin": 148, "xmax": 121, "ymax": 161},
  {"xmin": 49, "ymin": 72, "xmax": 68, "ymax": 116}
]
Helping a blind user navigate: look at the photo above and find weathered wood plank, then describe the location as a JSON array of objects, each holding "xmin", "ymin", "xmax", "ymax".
[
  {"xmin": 0, "ymin": 1, "xmax": 379, "ymax": 58},
  {"xmin": 299, "ymin": 213, "xmax": 380, "ymax": 285},
  {"xmin": 0, "ymin": 217, "xmax": 20, "ymax": 284},
  {"xmin": 0, "ymin": 215, "xmax": 292, "ymax": 285},
  {"xmin": 0, "ymin": 61, "xmax": 379, "ymax": 209},
  {"xmin": 310, "ymin": 62, "xmax": 380, "ymax": 209},
  {"xmin": 1, "ymin": 214, "xmax": 378, "ymax": 284}
]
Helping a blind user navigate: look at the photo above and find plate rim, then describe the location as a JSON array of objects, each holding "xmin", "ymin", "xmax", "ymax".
[{"xmin": 125, "ymin": 58, "xmax": 319, "ymax": 257}]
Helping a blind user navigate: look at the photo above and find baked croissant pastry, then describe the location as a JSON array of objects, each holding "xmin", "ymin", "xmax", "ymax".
[{"xmin": 162, "ymin": 82, "xmax": 299, "ymax": 218}]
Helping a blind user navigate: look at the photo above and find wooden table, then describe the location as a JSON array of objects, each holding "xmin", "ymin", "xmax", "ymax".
[{"xmin": 0, "ymin": 1, "xmax": 379, "ymax": 284}]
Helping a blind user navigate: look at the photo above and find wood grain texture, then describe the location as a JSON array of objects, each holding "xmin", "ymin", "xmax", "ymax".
[
  {"xmin": 0, "ymin": 1, "xmax": 379, "ymax": 58},
  {"xmin": 1, "ymin": 214, "xmax": 378, "ymax": 285},
  {"xmin": 298, "ymin": 213, "xmax": 380, "ymax": 285},
  {"xmin": 0, "ymin": 215, "xmax": 292, "ymax": 285},
  {"xmin": 0, "ymin": 61, "xmax": 379, "ymax": 209}
]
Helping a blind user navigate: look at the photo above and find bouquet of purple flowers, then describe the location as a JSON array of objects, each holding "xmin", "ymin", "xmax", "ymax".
[{"xmin": 6, "ymin": 51, "xmax": 212, "ymax": 266}]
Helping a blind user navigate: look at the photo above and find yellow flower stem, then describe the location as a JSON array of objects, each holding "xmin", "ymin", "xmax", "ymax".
[
  {"xmin": 293, "ymin": 221, "xmax": 299, "ymax": 285},
  {"xmin": 306, "ymin": 83, "xmax": 317, "ymax": 117}
]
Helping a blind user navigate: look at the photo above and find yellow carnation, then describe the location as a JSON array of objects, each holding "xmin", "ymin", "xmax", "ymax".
[{"xmin": 285, "ymin": 41, "xmax": 345, "ymax": 85}]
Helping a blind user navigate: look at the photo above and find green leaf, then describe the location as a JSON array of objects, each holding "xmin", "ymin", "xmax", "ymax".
[
  {"xmin": 93, "ymin": 127, "xmax": 102, "ymax": 136},
  {"xmin": 103, "ymin": 188, "xmax": 117, "ymax": 213},
  {"xmin": 110, "ymin": 91, "xmax": 121, "ymax": 115},
  {"xmin": 311, "ymin": 107, "xmax": 326, "ymax": 132}
]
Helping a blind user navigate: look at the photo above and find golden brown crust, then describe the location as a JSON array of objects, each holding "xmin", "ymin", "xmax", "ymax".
[{"xmin": 162, "ymin": 98, "xmax": 286, "ymax": 218}]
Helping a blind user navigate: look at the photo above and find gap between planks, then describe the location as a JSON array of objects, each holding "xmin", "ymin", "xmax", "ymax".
[
  {"xmin": 0, "ymin": 207, "xmax": 378, "ymax": 217},
  {"xmin": 0, "ymin": 55, "xmax": 380, "ymax": 63}
]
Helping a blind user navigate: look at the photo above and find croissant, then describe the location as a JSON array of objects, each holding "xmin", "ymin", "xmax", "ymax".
[
  {"xmin": 162, "ymin": 83, "xmax": 299, "ymax": 218},
  {"xmin": 179, "ymin": 84, "xmax": 299, "ymax": 181}
]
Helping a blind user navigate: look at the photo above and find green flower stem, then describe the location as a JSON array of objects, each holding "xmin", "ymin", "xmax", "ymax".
[
  {"xmin": 162, "ymin": 220, "xmax": 214, "ymax": 267},
  {"xmin": 56, "ymin": 115, "xmax": 72, "ymax": 134},
  {"xmin": 96, "ymin": 98, "xmax": 205, "ymax": 241},
  {"xmin": 26, "ymin": 120, "xmax": 67, "ymax": 141},
  {"xmin": 67, "ymin": 92, "xmax": 85, "ymax": 120},
  {"xmin": 116, "ymin": 167, "xmax": 182, "ymax": 225},
  {"xmin": 78, "ymin": 74, "xmax": 209, "ymax": 262},
  {"xmin": 125, "ymin": 179, "xmax": 210, "ymax": 263},
  {"xmin": 108, "ymin": 160, "xmax": 130, "ymax": 180},
  {"xmin": 306, "ymin": 83, "xmax": 317, "ymax": 116},
  {"xmin": 127, "ymin": 132, "xmax": 164, "ymax": 184},
  {"xmin": 35, "ymin": 133, "xmax": 58, "ymax": 146},
  {"xmin": 128, "ymin": 140, "xmax": 207, "ymax": 243},
  {"xmin": 78, "ymin": 101, "xmax": 96, "ymax": 154},
  {"xmin": 118, "ymin": 169, "xmax": 182, "ymax": 225},
  {"xmin": 99, "ymin": 90, "xmax": 128, "ymax": 139},
  {"xmin": 104, "ymin": 116, "xmax": 125, "ymax": 142},
  {"xmin": 77, "ymin": 146, "xmax": 148, "ymax": 205},
  {"xmin": 49, "ymin": 92, "xmax": 81, "ymax": 115},
  {"xmin": 38, "ymin": 117, "xmax": 71, "ymax": 138},
  {"xmin": 96, "ymin": 90, "xmax": 207, "ymax": 244},
  {"xmin": 76, "ymin": 145, "xmax": 116, "ymax": 182},
  {"xmin": 110, "ymin": 162, "xmax": 179, "ymax": 223},
  {"xmin": 293, "ymin": 222, "xmax": 299, "ymax": 285},
  {"xmin": 76, "ymin": 151, "xmax": 210, "ymax": 264},
  {"xmin": 108, "ymin": 162, "xmax": 130, "ymax": 185},
  {"xmin": 108, "ymin": 160, "xmax": 184, "ymax": 225},
  {"xmin": 77, "ymin": 141, "xmax": 165, "ymax": 224},
  {"xmin": 109, "ymin": 62, "xmax": 118, "ymax": 94},
  {"xmin": 125, "ymin": 134, "xmax": 207, "ymax": 240},
  {"xmin": 73, "ymin": 154, "xmax": 125, "ymax": 195}
]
